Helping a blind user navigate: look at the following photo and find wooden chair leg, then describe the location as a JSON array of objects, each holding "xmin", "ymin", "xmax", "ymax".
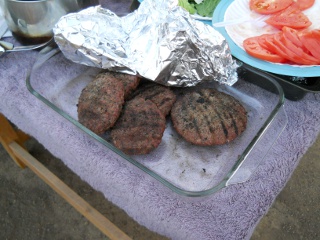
[
  {"xmin": 9, "ymin": 142, "xmax": 132, "ymax": 240},
  {"xmin": 0, "ymin": 113, "xmax": 28, "ymax": 168},
  {"xmin": 1, "ymin": 113, "xmax": 132, "ymax": 239}
]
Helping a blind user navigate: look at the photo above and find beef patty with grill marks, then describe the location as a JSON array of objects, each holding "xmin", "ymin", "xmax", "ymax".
[
  {"xmin": 170, "ymin": 88, "xmax": 247, "ymax": 146},
  {"xmin": 96, "ymin": 71, "xmax": 140, "ymax": 99},
  {"xmin": 77, "ymin": 76, "xmax": 125, "ymax": 135},
  {"xmin": 130, "ymin": 83, "xmax": 176, "ymax": 117},
  {"xmin": 111, "ymin": 97, "xmax": 166, "ymax": 155}
]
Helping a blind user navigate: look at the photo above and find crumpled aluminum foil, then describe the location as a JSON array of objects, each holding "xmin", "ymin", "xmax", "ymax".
[{"xmin": 53, "ymin": 0, "xmax": 238, "ymax": 87}]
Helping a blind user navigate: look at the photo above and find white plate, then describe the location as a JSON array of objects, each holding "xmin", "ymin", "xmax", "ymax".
[{"xmin": 212, "ymin": 0, "xmax": 320, "ymax": 77}]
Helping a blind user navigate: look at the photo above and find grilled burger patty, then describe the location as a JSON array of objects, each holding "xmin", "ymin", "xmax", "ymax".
[
  {"xmin": 96, "ymin": 71, "xmax": 140, "ymax": 99},
  {"xmin": 171, "ymin": 88, "xmax": 247, "ymax": 146},
  {"xmin": 130, "ymin": 83, "xmax": 176, "ymax": 116},
  {"xmin": 77, "ymin": 76, "xmax": 125, "ymax": 135},
  {"xmin": 111, "ymin": 97, "xmax": 166, "ymax": 155}
]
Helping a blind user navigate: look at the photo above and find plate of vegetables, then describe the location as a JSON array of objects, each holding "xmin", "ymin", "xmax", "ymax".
[
  {"xmin": 177, "ymin": 0, "xmax": 221, "ymax": 20},
  {"xmin": 212, "ymin": 0, "xmax": 320, "ymax": 77},
  {"xmin": 137, "ymin": 0, "xmax": 221, "ymax": 20}
]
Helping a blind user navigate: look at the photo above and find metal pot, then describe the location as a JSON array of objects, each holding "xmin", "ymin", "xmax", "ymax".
[{"xmin": 1, "ymin": 0, "xmax": 99, "ymax": 44}]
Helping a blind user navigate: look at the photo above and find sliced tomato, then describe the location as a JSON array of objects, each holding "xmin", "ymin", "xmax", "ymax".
[
  {"xmin": 280, "ymin": 32, "xmax": 320, "ymax": 64},
  {"xmin": 263, "ymin": 33, "xmax": 293, "ymax": 60},
  {"xmin": 243, "ymin": 36, "xmax": 287, "ymax": 63},
  {"xmin": 282, "ymin": 26, "xmax": 310, "ymax": 53},
  {"xmin": 272, "ymin": 32, "xmax": 319, "ymax": 65},
  {"xmin": 265, "ymin": 5, "xmax": 312, "ymax": 29},
  {"xmin": 310, "ymin": 29, "xmax": 320, "ymax": 43},
  {"xmin": 293, "ymin": 0, "xmax": 315, "ymax": 10},
  {"xmin": 249, "ymin": 0, "xmax": 293, "ymax": 15},
  {"xmin": 312, "ymin": 29, "xmax": 320, "ymax": 39},
  {"xmin": 298, "ymin": 30, "xmax": 320, "ymax": 60},
  {"xmin": 257, "ymin": 33, "xmax": 278, "ymax": 51}
]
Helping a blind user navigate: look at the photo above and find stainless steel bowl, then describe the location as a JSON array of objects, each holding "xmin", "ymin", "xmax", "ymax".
[{"xmin": 2, "ymin": 0, "xmax": 99, "ymax": 44}]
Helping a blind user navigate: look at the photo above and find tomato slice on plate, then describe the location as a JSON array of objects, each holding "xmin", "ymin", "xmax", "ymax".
[
  {"xmin": 312, "ymin": 30, "xmax": 320, "ymax": 39},
  {"xmin": 262, "ymin": 33, "xmax": 294, "ymax": 61},
  {"xmin": 265, "ymin": 5, "xmax": 312, "ymax": 29},
  {"xmin": 249, "ymin": 0, "xmax": 293, "ymax": 14},
  {"xmin": 282, "ymin": 26, "xmax": 310, "ymax": 53},
  {"xmin": 271, "ymin": 32, "xmax": 319, "ymax": 65},
  {"xmin": 282, "ymin": 27, "xmax": 302, "ymax": 47},
  {"xmin": 243, "ymin": 36, "xmax": 287, "ymax": 63},
  {"xmin": 293, "ymin": 0, "xmax": 315, "ymax": 10},
  {"xmin": 257, "ymin": 34, "xmax": 278, "ymax": 51},
  {"xmin": 280, "ymin": 32, "xmax": 319, "ymax": 64},
  {"xmin": 298, "ymin": 30, "xmax": 320, "ymax": 60}
]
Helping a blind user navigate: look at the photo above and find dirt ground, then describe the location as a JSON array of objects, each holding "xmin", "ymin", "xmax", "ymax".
[
  {"xmin": 0, "ymin": 132, "xmax": 319, "ymax": 240},
  {"xmin": 251, "ymin": 134, "xmax": 320, "ymax": 240},
  {"xmin": 0, "ymin": 137, "xmax": 168, "ymax": 240}
]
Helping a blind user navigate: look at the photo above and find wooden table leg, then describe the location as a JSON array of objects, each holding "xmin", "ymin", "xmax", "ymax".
[
  {"xmin": 0, "ymin": 113, "xmax": 29, "ymax": 168},
  {"xmin": 0, "ymin": 113, "xmax": 132, "ymax": 240}
]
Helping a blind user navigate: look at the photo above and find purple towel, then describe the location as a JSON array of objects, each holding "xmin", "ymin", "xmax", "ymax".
[{"xmin": 1, "ymin": 1, "xmax": 320, "ymax": 239}]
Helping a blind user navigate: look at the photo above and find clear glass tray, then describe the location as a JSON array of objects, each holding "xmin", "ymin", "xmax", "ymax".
[{"xmin": 26, "ymin": 47, "xmax": 287, "ymax": 197}]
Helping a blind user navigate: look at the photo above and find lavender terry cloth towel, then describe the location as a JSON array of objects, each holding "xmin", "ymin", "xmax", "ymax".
[
  {"xmin": 2, "ymin": 44, "xmax": 320, "ymax": 240},
  {"xmin": 1, "ymin": 2, "xmax": 320, "ymax": 240}
]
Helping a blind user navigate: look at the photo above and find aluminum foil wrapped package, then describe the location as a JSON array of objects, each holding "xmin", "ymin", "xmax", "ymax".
[{"xmin": 53, "ymin": 0, "xmax": 238, "ymax": 87}]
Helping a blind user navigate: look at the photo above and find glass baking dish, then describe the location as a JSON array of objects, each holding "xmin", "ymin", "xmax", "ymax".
[{"xmin": 26, "ymin": 47, "xmax": 287, "ymax": 197}]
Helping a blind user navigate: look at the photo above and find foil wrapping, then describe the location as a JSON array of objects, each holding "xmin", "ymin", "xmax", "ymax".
[{"xmin": 53, "ymin": 0, "xmax": 238, "ymax": 87}]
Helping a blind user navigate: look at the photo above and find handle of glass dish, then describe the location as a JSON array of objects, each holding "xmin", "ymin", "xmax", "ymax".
[{"xmin": 226, "ymin": 105, "xmax": 288, "ymax": 186}]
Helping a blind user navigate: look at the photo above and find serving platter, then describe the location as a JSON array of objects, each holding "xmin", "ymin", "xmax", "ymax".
[
  {"xmin": 212, "ymin": 0, "xmax": 320, "ymax": 77},
  {"xmin": 26, "ymin": 48, "xmax": 287, "ymax": 197}
]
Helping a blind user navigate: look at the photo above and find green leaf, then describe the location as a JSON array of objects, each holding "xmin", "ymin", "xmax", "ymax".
[
  {"xmin": 178, "ymin": 0, "xmax": 197, "ymax": 15},
  {"xmin": 195, "ymin": 0, "xmax": 221, "ymax": 17}
]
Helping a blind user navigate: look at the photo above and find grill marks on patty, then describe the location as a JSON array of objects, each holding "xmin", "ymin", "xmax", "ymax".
[
  {"xmin": 77, "ymin": 73, "xmax": 172, "ymax": 155},
  {"xmin": 111, "ymin": 97, "xmax": 166, "ymax": 155},
  {"xmin": 171, "ymin": 89, "xmax": 247, "ymax": 146},
  {"xmin": 77, "ymin": 71, "xmax": 141, "ymax": 135},
  {"xmin": 77, "ymin": 76, "xmax": 125, "ymax": 135},
  {"xmin": 129, "ymin": 83, "xmax": 176, "ymax": 116},
  {"xmin": 96, "ymin": 71, "xmax": 141, "ymax": 99},
  {"xmin": 78, "ymin": 71, "xmax": 247, "ymax": 154}
]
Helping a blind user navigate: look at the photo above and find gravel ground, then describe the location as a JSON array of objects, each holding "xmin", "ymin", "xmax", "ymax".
[{"xmin": 0, "ymin": 133, "xmax": 319, "ymax": 240}]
